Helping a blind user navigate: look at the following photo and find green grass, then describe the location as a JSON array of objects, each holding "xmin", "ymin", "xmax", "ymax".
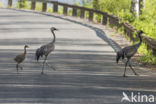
[{"xmin": 138, "ymin": 43, "xmax": 156, "ymax": 65}]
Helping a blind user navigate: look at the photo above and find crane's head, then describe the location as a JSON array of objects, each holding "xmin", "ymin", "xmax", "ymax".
[
  {"xmin": 24, "ymin": 45, "xmax": 29, "ymax": 48},
  {"xmin": 137, "ymin": 30, "xmax": 144, "ymax": 36},
  {"xmin": 50, "ymin": 27, "xmax": 58, "ymax": 32}
]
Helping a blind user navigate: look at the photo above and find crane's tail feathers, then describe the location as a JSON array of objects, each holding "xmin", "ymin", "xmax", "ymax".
[
  {"xmin": 35, "ymin": 48, "xmax": 43, "ymax": 61},
  {"xmin": 116, "ymin": 50, "xmax": 124, "ymax": 63},
  {"xmin": 35, "ymin": 49, "xmax": 40, "ymax": 61},
  {"xmin": 122, "ymin": 53, "xmax": 125, "ymax": 60},
  {"xmin": 116, "ymin": 51, "xmax": 121, "ymax": 63}
]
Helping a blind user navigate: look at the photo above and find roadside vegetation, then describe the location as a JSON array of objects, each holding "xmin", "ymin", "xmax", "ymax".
[{"xmin": 0, "ymin": 1, "xmax": 4, "ymax": 7}]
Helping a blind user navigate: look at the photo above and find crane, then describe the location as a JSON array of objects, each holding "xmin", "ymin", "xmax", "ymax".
[
  {"xmin": 116, "ymin": 30, "xmax": 144, "ymax": 77},
  {"xmin": 35, "ymin": 27, "xmax": 57, "ymax": 74},
  {"xmin": 14, "ymin": 45, "xmax": 29, "ymax": 73}
]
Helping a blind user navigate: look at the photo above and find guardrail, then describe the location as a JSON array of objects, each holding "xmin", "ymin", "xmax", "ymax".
[{"xmin": 6, "ymin": 0, "xmax": 156, "ymax": 56}]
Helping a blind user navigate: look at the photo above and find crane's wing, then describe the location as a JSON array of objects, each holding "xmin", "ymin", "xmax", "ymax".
[
  {"xmin": 35, "ymin": 46, "xmax": 45, "ymax": 61},
  {"xmin": 46, "ymin": 43, "xmax": 55, "ymax": 52},
  {"xmin": 35, "ymin": 43, "xmax": 55, "ymax": 61},
  {"xmin": 14, "ymin": 54, "xmax": 25, "ymax": 63}
]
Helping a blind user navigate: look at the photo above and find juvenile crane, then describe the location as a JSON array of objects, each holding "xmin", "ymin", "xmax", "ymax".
[
  {"xmin": 35, "ymin": 27, "xmax": 57, "ymax": 74},
  {"xmin": 116, "ymin": 30, "xmax": 144, "ymax": 77},
  {"xmin": 14, "ymin": 45, "xmax": 29, "ymax": 73}
]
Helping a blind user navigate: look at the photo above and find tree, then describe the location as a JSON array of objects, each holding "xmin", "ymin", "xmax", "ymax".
[
  {"xmin": 131, "ymin": 0, "xmax": 139, "ymax": 18},
  {"xmin": 131, "ymin": 0, "xmax": 145, "ymax": 17},
  {"xmin": 93, "ymin": 0, "xmax": 100, "ymax": 10},
  {"xmin": 82, "ymin": 0, "xmax": 92, "ymax": 8},
  {"xmin": 139, "ymin": 0, "xmax": 145, "ymax": 14},
  {"xmin": 18, "ymin": 0, "xmax": 26, "ymax": 8}
]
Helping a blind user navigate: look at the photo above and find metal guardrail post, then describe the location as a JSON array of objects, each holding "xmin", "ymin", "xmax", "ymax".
[
  {"xmin": 42, "ymin": 1, "xmax": 47, "ymax": 12},
  {"xmin": 102, "ymin": 13, "xmax": 107, "ymax": 25},
  {"xmin": 63, "ymin": 6, "xmax": 68, "ymax": 15},
  {"xmin": 53, "ymin": 3, "xmax": 58, "ymax": 12},
  {"xmin": 80, "ymin": 9, "xmax": 85, "ymax": 18},
  {"xmin": 89, "ymin": 11, "xmax": 93, "ymax": 21},
  {"xmin": 72, "ymin": 8, "xmax": 77, "ymax": 16},
  {"xmin": 31, "ymin": 1, "xmax": 36, "ymax": 10}
]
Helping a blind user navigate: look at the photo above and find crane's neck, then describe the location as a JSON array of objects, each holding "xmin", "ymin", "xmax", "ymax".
[
  {"xmin": 51, "ymin": 31, "xmax": 56, "ymax": 43},
  {"xmin": 24, "ymin": 47, "xmax": 27, "ymax": 55},
  {"xmin": 137, "ymin": 35, "xmax": 142, "ymax": 47}
]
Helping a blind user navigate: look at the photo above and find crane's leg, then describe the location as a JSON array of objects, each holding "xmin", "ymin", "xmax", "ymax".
[
  {"xmin": 129, "ymin": 61, "xmax": 138, "ymax": 75},
  {"xmin": 16, "ymin": 64, "xmax": 19, "ymax": 73},
  {"xmin": 123, "ymin": 59, "xmax": 129, "ymax": 77},
  {"xmin": 41, "ymin": 56, "xmax": 47, "ymax": 75},
  {"xmin": 46, "ymin": 62, "xmax": 56, "ymax": 71},
  {"xmin": 44, "ymin": 55, "xmax": 56, "ymax": 71},
  {"xmin": 19, "ymin": 64, "xmax": 23, "ymax": 70}
]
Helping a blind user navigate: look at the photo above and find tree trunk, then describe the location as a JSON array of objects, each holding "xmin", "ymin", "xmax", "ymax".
[
  {"xmin": 131, "ymin": 0, "xmax": 139, "ymax": 18},
  {"xmin": 139, "ymin": 0, "xmax": 145, "ymax": 14}
]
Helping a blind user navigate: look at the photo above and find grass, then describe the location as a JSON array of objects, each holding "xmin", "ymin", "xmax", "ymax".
[{"xmin": 138, "ymin": 43, "xmax": 156, "ymax": 65}]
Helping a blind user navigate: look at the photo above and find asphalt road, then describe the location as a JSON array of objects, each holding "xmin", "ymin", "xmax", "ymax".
[{"xmin": 0, "ymin": 8, "xmax": 156, "ymax": 104}]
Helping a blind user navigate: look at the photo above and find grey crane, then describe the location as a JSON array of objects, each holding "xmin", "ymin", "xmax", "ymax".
[
  {"xmin": 35, "ymin": 27, "xmax": 58, "ymax": 74},
  {"xmin": 116, "ymin": 30, "xmax": 144, "ymax": 77},
  {"xmin": 14, "ymin": 45, "xmax": 29, "ymax": 73}
]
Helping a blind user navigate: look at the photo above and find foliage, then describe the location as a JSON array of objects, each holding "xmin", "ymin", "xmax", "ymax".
[
  {"xmin": 68, "ymin": 8, "xmax": 72, "ymax": 16},
  {"xmin": 93, "ymin": 0, "xmax": 99, "ymax": 10},
  {"xmin": 82, "ymin": 0, "xmax": 92, "ymax": 8},
  {"xmin": 132, "ymin": 0, "xmax": 156, "ymax": 39},
  {"xmin": 138, "ymin": 43, "xmax": 156, "ymax": 64},
  {"xmin": 57, "ymin": 6, "xmax": 64, "ymax": 14},
  {"xmin": 47, "ymin": 7, "xmax": 52, "ymax": 13},
  {"xmin": 99, "ymin": 0, "xmax": 131, "ymax": 15},
  {"xmin": 93, "ymin": 0, "xmax": 156, "ymax": 39},
  {"xmin": 35, "ymin": 2, "xmax": 42, "ymax": 11},
  {"xmin": 0, "ymin": 2, "xmax": 3, "ymax": 7},
  {"xmin": 16, "ymin": 1, "xmax": 30, "ymax": 9},
  {"xmin": 118, "ymin": 9, "xmax": 135, "ymax": 23}
]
